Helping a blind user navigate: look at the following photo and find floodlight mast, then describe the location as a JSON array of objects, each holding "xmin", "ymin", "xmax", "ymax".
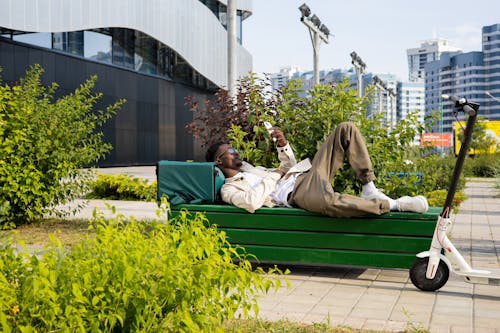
[
  {"xmin": 373, "ymin": 75, "xmax": 386, "ymax": 116},
  {"xmin": 350, "ymin": 51, "xmax": 366, "ymax": 97},
  {"xmin": 299, "ymin": 3, "xmax": 330, "ymax": 85},
  {"xmin": 485, "ymin": 91, "xmax": 500, "ymax": 103},
  {"xmin": 227, "ymin": 0, "xmax": 237, "ymax": 98},
  {"xmin": 372, "ymin": 76, "xmax": 396, "ymax": 129}
]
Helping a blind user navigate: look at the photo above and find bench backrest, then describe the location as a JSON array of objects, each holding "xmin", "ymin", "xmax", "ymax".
[{"xmin": 157, "ymin": 161, "xmax": 225, "ymax": 205}]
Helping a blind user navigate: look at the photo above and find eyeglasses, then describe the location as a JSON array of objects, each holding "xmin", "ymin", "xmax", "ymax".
[{"xmin": 216, "ymin": 147, "xmax": 237, "ymax": 160}]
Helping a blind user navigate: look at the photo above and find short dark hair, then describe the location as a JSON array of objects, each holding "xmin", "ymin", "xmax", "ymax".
[{"xmin": 205, "ymin": 141, "xmax": 226, "ymax": 162}]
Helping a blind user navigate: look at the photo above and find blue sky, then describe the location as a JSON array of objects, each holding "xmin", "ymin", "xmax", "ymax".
[{"xmin": 244, "ymin": 0, "xmax": 500, "ymax": 81}]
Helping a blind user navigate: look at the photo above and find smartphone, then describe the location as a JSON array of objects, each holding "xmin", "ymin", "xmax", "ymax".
[{"xmin": 263, "ymin": 122, "xmax": 277, "ymax": 142}]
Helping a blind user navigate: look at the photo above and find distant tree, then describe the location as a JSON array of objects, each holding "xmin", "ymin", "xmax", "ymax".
[
  {"xmin": 457, "ymin": 118, "xmax": 498, "ymax": 154},
  {"xmin": 0, "ymin": 64, "xmax": 124, "ymax": 227}
]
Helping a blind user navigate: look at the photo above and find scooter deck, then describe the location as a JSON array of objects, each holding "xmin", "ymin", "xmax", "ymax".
[{"xmin": 455, "ymin": 267, "xmax": 500, "ymax": 286}]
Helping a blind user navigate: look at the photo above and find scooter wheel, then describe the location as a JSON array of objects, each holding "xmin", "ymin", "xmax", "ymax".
[{"xmin": 410, "ymin": 257, "xmax": 449, "ymax": 291}]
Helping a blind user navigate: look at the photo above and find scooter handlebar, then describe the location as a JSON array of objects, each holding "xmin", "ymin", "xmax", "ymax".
[
  {"xmin": 441, "ymin": 94, "xmax": 467, "ymax": 105},
  {"xmin": 463, "ymin": 105, "xmax": 477, "ymax": 116},
  {"xmin": 442, "ymin": 94, "xmax": 480, "ymax": 115}
]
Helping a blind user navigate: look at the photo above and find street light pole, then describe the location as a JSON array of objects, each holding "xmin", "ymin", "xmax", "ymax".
[
  {"xmin": 227, "ymin": 0, "xmax": 237, "ymax": 98},
  {"xmin": 387, "ymin": 88, "xmax": 396, "ymax": 129},
  {"xmin": 485, "ymin": 91, "xmax": 500, "ymax": 103},
  {"xmin": 439, "ymin": 96, "xmax": 444, "ymax": 156},
  {"xmin": 350, "ymin": 51, "xmax": 366, "ymax": 97},
  {"xmin": 299, "ymin": 3, "xmax": 330, "ymax": 86},
  {"xmin": 373, "ymin": 75, "xmax": 387, "ymax": 118}
]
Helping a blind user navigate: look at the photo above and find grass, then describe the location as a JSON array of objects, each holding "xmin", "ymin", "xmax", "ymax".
[
  {"xmin": 1, "ymin": 219, "xmax": 428, "ymax": 333},
  {"xmin": 1, "ymin": 218, "xmax": 94, "ymax": 246},
  {"xmin": 223, "ymin": 318, "xmax": 386, "ymax": 332}
]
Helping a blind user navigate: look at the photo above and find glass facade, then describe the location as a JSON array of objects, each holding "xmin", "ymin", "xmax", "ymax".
[
  {"xmin": 0, "ymin": 27, "xmax": 218, "ymax": 91},
  {"xmin": 424, "ymin": 24, "xmax": 500, "ymax": 134},
  {"xmin": 53, "ymin": 31, "xmax": 84, "ymax": 56},
  {"xmin": 84, "ymin": 30, "xmax": 112, "ymax": 64},
  {"xmin": 425, "ymin": 52, "xmax": 485, "ymax": 133},
  {"xmin": 483, "ymin": 24, "xmax": 500, "ymax": 121},
  {"xmin": 11, "ymin": 32, "xmax": 52, "ymax": 48},
  {"xmin": 198, "ymin": 0, "xmax": 244, "ymax": 43}
]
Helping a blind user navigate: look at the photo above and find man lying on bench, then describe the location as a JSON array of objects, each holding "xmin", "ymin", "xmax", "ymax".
[{"xmin": 205, "ymin": 122, "xmax": 428, "ymax": 218}]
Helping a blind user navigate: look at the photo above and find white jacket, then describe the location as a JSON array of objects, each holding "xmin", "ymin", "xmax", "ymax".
[{"xmin": 221, "ymin": 143, "xmax": 312, "ymax": 213}]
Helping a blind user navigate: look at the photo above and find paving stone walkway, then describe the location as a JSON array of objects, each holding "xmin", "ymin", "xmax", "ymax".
[{"xmin": 252, "ymin": 178, "xmax": 500, "ymax": 333}]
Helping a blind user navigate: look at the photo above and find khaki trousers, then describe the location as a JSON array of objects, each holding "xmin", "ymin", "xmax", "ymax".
[{"xmin": 289, "ymin": 122, "xmax": 390, "ymax": 218}]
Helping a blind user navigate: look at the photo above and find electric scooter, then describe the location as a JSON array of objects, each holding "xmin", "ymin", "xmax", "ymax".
[{"xmin": 409, "ymin": 94, "xmax": 500, "ymax": 291}]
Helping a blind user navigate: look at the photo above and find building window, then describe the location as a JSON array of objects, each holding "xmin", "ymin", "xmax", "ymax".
[
  {"xmin": 84, "ymin": 30, "xmax": 112, "ymax": 64},
  {"xmin": 53, "ymin": 31, "xmax": 84, "ymax": 56},
  {"xmin": 134, "ymin": 32, "xmax": 158, "ymax": 75},
  {"xmin": 12, "ymin": 32, "xmax": 51, "ymax": 48},
  {"xmin": 112, "ymin": 28, "xmax": 135, "ymax": 69},
  {"xmin": 2, "ymin": 27, "xmax": 217, "ymax": 91}
]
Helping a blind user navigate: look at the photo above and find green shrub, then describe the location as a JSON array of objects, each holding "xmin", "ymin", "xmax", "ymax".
[
  {"xmin": 87, "ymin": 173, "xmax": 157, "ymax": 201},
  {"xmin": 417, "ymin": 154, "xmax": 465, "ymax": 194},
  {"xmin": 425, "ymin": 189, "xmax": 467, "ymax": 211},
  {"xmin": 0, "ymin": 203, "xmax": 283, "ymax": 332},
  {"xmin": 187, "ymin": 74, "xmax": 450, "ymax": 198},
  {"xmin": 464, "ymin": 153, "xmax": 499, "ymax": 178},
  {"xmin": 0, "ymin": 65, "xmax": 124, "ymax": 228}
]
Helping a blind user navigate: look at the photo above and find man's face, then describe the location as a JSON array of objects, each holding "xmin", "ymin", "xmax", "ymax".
[{"xmin": 215, "ymin": 144, "xmax": 242, "ymax": 171}]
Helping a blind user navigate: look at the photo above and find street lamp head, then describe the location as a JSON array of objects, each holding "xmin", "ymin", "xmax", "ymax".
[
  {"xmin": 298, "ymin": 3, "xmax": 311, "ymax": 17},
  {"xmin": 485, "ymin": 91, "xmax": 500, "ymax": 103},
  {"xmin": 319, "ymin": 24, "xmax": 330, "ymax": 37},
  {"xmin": 310, "ymin": 14, "xmax": 321, "ymax": 27}
]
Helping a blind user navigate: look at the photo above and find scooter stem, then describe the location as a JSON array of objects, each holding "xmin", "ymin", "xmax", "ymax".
[{"xmin": 441, "ymin": 110, "xmax": 477, "ymax": 218}]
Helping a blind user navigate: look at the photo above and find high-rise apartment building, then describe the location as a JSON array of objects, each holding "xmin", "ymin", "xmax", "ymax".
[
  {"xmin": 483, "ymin": 24, "xmax": 500, "ymax": 121},
  {"xmin": 425, "ymin": 51, "xmax": 484, "ymax": 133},
  {"xmin": 270, "ymin": 66, "xmax": 301, "ymax": 90},
  {"xmin": 397, "ymin": 82, "xmax": 425, "ymax": 122},
  {"xmin": 365, "ymin": 73, "xmax": 398, "ymax": 127},
  {"xmin": 397, "ymin": 81, "xmax": 425, "ymax": 144},
  {"xmin": 407, "ymin": 39, "xmax": 462, "ymax": 82},
  {"xmin": 424, "ymin": 24, "xmax": 500, "ymax": 134}
]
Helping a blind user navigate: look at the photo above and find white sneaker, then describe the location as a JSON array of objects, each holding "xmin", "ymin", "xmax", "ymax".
[
  {"xmin": 396, "ymin": 195, "xmax": 429, "ymax": 213},
  {"xmin": 361, "ymin": 189, "xmax": 392, "ymax": 201}
]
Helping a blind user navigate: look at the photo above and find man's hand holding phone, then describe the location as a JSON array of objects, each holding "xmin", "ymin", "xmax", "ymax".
[{"xmin": 263, "ymin": 122, "xmax": 287, "ymax": 147}]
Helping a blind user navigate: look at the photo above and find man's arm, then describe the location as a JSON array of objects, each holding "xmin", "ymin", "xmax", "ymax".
[
  {"xmin": 221, "ymin": 172, "xmax": 281, "ymax": 213},
  {"xmin": 270, "ymin": 128, "xmax": 297, "ymax": 173}
]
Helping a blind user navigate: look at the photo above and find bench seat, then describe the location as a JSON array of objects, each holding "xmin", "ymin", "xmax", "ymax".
[{"xmin": 170, "ymin": 204, "xmax": 440, "ymax": 269}]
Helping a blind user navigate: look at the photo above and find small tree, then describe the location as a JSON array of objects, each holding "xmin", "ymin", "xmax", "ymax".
[
  {"xmin": 0, "ymin": 65, "xmax": 124, "ymax": 227},
  {"xmin": 457, "ymin": 118, "xmax": 498, "ymax": 154},
  {"xmin": 186, "ymin": 72, "xmax": 279, "ymax": 166}
]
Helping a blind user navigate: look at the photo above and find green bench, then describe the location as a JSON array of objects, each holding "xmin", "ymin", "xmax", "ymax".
[
  {"xmin": 158, "ymin": 160, "xmax": 439, "ymax": 270},
  {"xmin": 169, "ymin": 204, "xmax": 439, "ymax": 269}
]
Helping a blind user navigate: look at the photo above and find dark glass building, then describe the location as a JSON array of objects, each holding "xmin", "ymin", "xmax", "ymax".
[{"xmin": 0, "ymin": 0, "xmax": 253, "ymax": 165}]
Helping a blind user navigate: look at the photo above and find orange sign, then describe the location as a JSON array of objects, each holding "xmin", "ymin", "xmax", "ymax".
[{"xmin": 420, "ymin": 133, "xmax": 452, "ymax": 147}]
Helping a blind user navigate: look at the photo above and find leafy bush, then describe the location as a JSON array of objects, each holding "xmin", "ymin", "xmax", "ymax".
[
  {"xmin": 87, "ymin": 173, "xmax": 157, "ymax": 201},
  {"xmin": 417, "ymin": 154, "xmax": 465, "ymax": 193},
  {"xmin": 0, "ymin": 65, "xmax": 124, "ymax": 228},
  {"xmin": 0, "ymin": 204, "xmax": 282, "ymax": 332},
  {"xmin": 464, "ymin": 153, "xmax": 499, "ymax": 178},
  {"xmin": 187, "ymin": 74, "xmax": 440, "ymax": 199},
  {"xmin": 425, "ymin": 189, "xmax": 467, "ymax": 212}
]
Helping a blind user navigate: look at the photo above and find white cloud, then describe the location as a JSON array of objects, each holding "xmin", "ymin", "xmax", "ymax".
[{"xmin": 449, "ymin": 25, "xmax": 483, "ymax": 52}]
